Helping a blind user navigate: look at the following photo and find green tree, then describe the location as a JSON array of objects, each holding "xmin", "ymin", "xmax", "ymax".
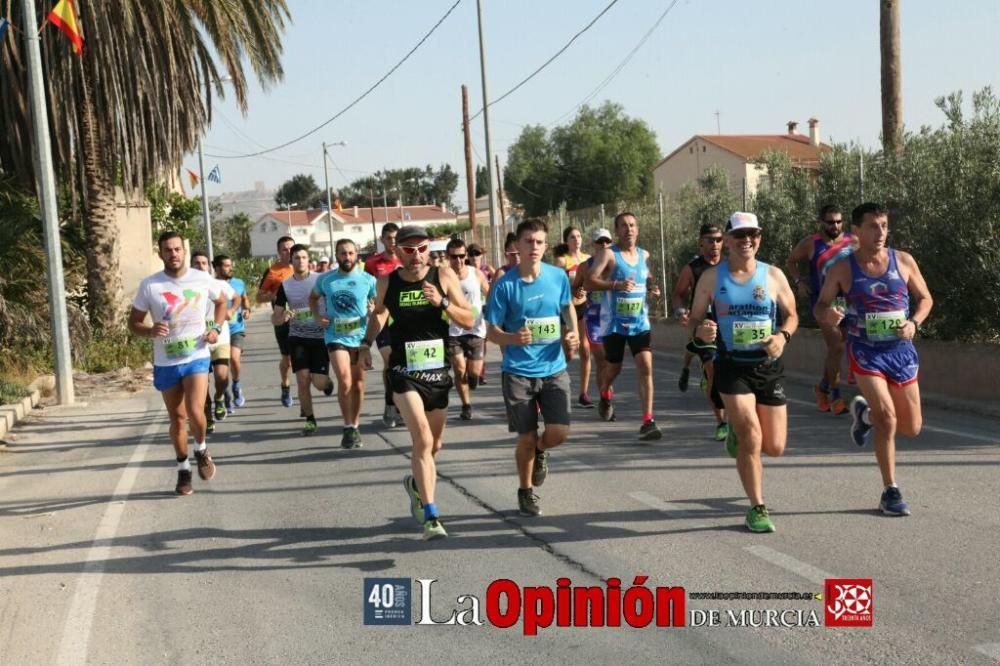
[
  {"xmin": 220, "ymin": 212, "xmax": 255, "ymax": 258},
  {"xmin": 504, "ymin": 125, "xmax": 560, "ymax": 217},
  {"xmin": 474, "ymin": 164, "xmax": 490, "ymax": 198},
  {"xmin": 337, "ymin": 165, "xmax": 458, "ymax": 209},
  {"xmin": 276, "ymin": 174, "xmax": 322, "ymax": 209},
  {"xmin": 0, "ymin": 0, "xmax": 289, "ymax": 334}
]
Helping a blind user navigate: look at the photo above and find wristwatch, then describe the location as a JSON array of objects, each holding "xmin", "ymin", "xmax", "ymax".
[{"xmin": 440, "ymin": 296, "xmax": 450, "ymax": 310}]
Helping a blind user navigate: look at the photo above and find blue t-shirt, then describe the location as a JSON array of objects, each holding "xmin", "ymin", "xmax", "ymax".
[
  {"xmin": 227, "ymin": 277, "xmax": 247, "ymax": 335},
  {"xmin": 313, "ymin": 269, "xmax": 377, "ymax": 346},
  {"xmin": 485, "ymin": 263, "xmax": 570, "ymax": 378}
]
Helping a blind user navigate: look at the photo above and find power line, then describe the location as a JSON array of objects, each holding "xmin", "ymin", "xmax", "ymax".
[
  {"xmin": 469, "ymin": 0, "xmax": 621, "ymax": 122},
  {"xmin": 205, "ymin": 0, "xmax": 463, "ymax": 160},
  {"xmin": 550, "ymin": 0, "xmax": 681, "ymax": 126}
]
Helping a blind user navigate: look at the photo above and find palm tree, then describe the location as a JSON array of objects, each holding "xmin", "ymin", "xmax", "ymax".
[{"xmin": 0, "ymin": 0, "xmax": 289, "ymax": 334}]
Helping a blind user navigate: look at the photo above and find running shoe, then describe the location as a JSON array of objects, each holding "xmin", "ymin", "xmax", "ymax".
[
  {"xmin": 879, "ymin": 487, "xmax": 911, "ymax": 516},
  {"xmin": 598, "ymin": 398, "xmax": 615, "ymax": 422},
  {"xmin": 479, "ymin": 375, "xmax": 487, "ymax": 385},
  {"xmin": 349, "ymin": 427, "xmax": 363, "ymax": 449},
  {"xmin": 830, "ymin": 396, "xmax": 848, "ymax": 415},
  {"xmin": 460, "ymin": 404, "xmax": 473, "ymax": 421},
  {"xmin": 175, "ymin": 469, "xmax": 193, "ymax": 496},
  {"xmin": 233, "ymin": 385, "xmax": 246, "ymax": 408},
  {"xmin": 577, "ymin": 393, "xmax": 595, "ymax": 409},
  {"xmin": 814, "ymin": 385, "xmax": 831, "ymax": 412},
  {"xmin": 224, "ymin": 394, "xmax": 235, "ymax": 416},
  {"xmin": 423, "ymin": 518, "xmax": 448, "ymax": 540},
  {"xmin": 725, "ymin": 426, "xmax": 738, "ymax": 459},
  {"xmin": 340, "ymin": 428, "xmax": 355, "ymax": 449},
  {"xmin": 639, "ymin": 420, "xmax": 663, "ymax": 442},
  {"xmin": 517, "ymin": 489, "xmax": 542, "ymax": 517},
  {"xmin": 214, "ymin": 399, "xmax": 226, "ymax": 421},
  {"xmin": 302, "ymin": 418, "xmax": 318, "ymax": 437},
  {"xmin": 678, "ymin": 367, "xmax": 690, "ymax": 392},
  {"xmin": 194, "ymin": 449, "xmax": 216, "ymax": 481},
  {"xmin": 850, "ymin": 396, "xmax": 873, "ymax": 447},
  {"xmin": 714, "ymin": 421, "xmax": 730, "ymax": 442},
  {"xmin": 745, "ymin": 505, "xmax": 776, "ymax": 533},
  {"xmin": 532, "ymin": 449, "xmax": 548, "ymax": 487},
  {"xmin": 403, "ymin": 475, "xmax": 426, "ymax": 525},
  {"xmin": 382, "ymin": 404, "xmax": 397, "ymax": 428},
  {"xmin": 206, "ymin": 421, "xmax": 215, "ymax": 435},
  {"xmin": 323, "ymin": 379, "xmax": 334, "ymax": 396},
  {"xmin": 281, "ymin": 387, "xmax": 293, "ymax": 408}
]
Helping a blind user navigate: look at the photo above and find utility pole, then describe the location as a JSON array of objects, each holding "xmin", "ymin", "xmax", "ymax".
[
  {"xmin": 197, "ymin": 142, "xmax": 214, "ymax": 258},
  {"xmin": 322, "ymin": 142, "xmax": 333, "ymax": 256},
  {"xmin": 21, "ymin": 0, "xmax": 74, "ymax": 404},
  {"xmin": 657, "ymin": 192, "xmax": 668, "ymax": 318},
  {"xmin": 475, "ymin": 0, "xmax": 500, "ymax": 268},
  {"xmin": 880, "ymin": 0, "xmax": 903, "ymax": 156},
  {"xmin": 495, "ymin": 154, "xmax": 506, "ymax": 222},
  {"xmin": 461, "ymin": 85, "xmax": 477, "ymax": 244}
]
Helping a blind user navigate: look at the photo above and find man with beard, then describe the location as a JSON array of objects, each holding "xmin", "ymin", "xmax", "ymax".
[
  {"xmin": 129, "ymin": 232, "xmax": 225, "ymax": 495},
  {"xmin": 191, "ymin": 251, "xmax": 235, "ymax": 434},
  {"xmin": 311, "ymin": 239, "xmax": 377, "ymax": 448},
  {"xmin": 786, "ymin": 204, "xmax": 854, "ymax": 414}
]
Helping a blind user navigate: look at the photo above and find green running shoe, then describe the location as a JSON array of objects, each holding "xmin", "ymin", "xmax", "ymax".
[
  {"xmin": 725, "ymin": 426, "xmax": 738, "ymax": 459},
  {"xmin": 302, "ymin": 418, "xmax": 318, "ymax": 436},
  {"xmin": 349, "ymin": 426, "xmax": 363, "ymax": 449},
  {"xmin": 423, "ymin": 518, "xmax": 448, "ymax": 540},
  {"xmin": 745, "ymin": 505, "xmax": 776, "ymax": 533},
  {"xmin": 214, "ymin": 399, "xmax": 226, "ymax": 421},
  {"xmin": 715, "ymin": 421, "xmax": 730, "ymax": 442},
  {"xmin": 403, "ymin": 475, "xmax": 425, "ymax": 525}
]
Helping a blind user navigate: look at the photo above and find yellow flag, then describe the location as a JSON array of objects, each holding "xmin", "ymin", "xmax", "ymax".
[{"xmin": 48, "ymin": 0, "xmax": 84, "ymax": 55}]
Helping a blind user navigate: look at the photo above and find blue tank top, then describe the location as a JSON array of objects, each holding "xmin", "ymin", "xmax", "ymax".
[
  {"xmin": 845, "ymin": 249, "xmax": 910, "ymax": 347},
  {"xmin": 714, "ymin": 260, "xmax": 777, "ymax": 364},
  {"xmin": 600, "ymin": 245, "xmax": 651, "ymax": 336}
]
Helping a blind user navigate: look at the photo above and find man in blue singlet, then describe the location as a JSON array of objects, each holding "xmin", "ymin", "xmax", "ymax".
[
  {"xmin": 814, "ymin": 203, "xmax": 933, "ymax": 517},
  {"xmin": 689, "ymin": 212, "xmax": 798, "ymax": 533},
  {"xmin": 585, "ymin": 212, "xmax": 663, "ymax": 441},
  {"xmin": 786, "ymin": 204, "xmax": 854, "ymax": 414}
]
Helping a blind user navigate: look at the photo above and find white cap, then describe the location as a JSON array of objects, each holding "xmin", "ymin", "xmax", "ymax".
[
  {"xmin": 725, "ymin": 212, "xmax": 761, "ymax": 233},
  {"xmin": 318, "ymin": 256, "xmax": 330, "ymax": 263},
  {"xmin": 591, "ymin": 228, "xmax": 612, "ymax": 242}
]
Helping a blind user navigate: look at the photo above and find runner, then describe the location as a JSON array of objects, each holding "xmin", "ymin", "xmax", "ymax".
[
  {"xmin": 128, "ymin": 231, "xmax": 224, "ymax": 495},
  {"xmin": 554, "ymin": 227, "xmax": 593, "ymax": 408},
  {"xmin": 317, "ymin": 256, "xmax": 331, "ymax": 273},
  {"xmin": 787, "ymin": 204, "xmax": 855, "ymax": 414},
  {"xmin": 359, "ymin": 225, "xmax": 474, "ymax": 540},
  {"xmin": 191, "ymin": 251, "xmax": 235, "ymax": 434},
  {"xmin": 256, "ymin": 235, "xmax": 296, "ymax": 407},
  {"xmin": 671, "ymin": 223, "xmax": 728, "ymax": 440},
  {"xmin": 486, "ymin": 218, "xmax": 578, "ymax": 517},
  {"xmin": 271, "ymin": 244, "xmax": 332, "ymax": 436},
  {"xmin": 213, "ymin": 254, "xmax": 250, "ymax": 409},
  {"xmin": 689, "ymin": 212, "xmax": 798, "ymax": 532},
  {"xmin": 585, "ymin": 212, "xmax": 663, "ymax": 441},
  {"xmin": 492, "ymin": 232, "xmax": 520, "ymax": 283},
  {"xmin": 445, "ymin": 238, "xmax": 490, "ymax": 420},
  {"xmin": 311, "ymin": 239, "xmax": 376, "ymax": 448},
  {"xmin": 467, "ymin": 242, "xmax": 495, "ymax": 386},
  {"xmin": 571, "ymin": 228, "xmax": 613, "ymax": 414},
  {"xmin": 814, "ymin": 202, "xmax": 933, "ymax": 517},
  {"xmin": 364, "ymin": 222, "xmax": 402, "ymax": 428}
]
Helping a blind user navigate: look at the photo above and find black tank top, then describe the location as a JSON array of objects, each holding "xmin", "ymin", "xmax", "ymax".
[
  {"xmin": 688, "ymin": 255, "xmax": 716, "ymax": 318},
  {"xmin": 386, "ymin": 266, "xmax": 450, "ymax": 370}
]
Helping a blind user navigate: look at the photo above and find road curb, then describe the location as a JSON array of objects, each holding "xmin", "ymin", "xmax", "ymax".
[{"xmin": 0, "ymin": 388, "xmax": 42, "ymax": 445}]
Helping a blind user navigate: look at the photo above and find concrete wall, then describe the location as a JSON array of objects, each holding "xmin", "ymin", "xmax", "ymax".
[
  {"xmin": 649, "ymin": 320, "xmax": 1000, "ymax": 413},
  {"xmin": 114, "ymin": 191, "xmax": 157, "ymax": 300}
]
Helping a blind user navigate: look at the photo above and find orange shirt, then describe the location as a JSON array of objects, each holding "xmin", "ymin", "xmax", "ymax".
[{"xmin": 258, "ymin": 262, "xmax": 293, "ymax": 295}]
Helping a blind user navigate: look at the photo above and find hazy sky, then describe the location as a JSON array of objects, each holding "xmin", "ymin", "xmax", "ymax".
[{"xmin": 189, "ymin": 0, "xmax": 1000, "ymax": 202}]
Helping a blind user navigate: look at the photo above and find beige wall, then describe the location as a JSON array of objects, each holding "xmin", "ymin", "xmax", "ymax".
[
  {"xmin": 115, "ymin": 189, "xmax": 157, "ymax": 301},
  {"xmin": 654, "ymin": 138, "xmax": 766, "ymax": 202}
]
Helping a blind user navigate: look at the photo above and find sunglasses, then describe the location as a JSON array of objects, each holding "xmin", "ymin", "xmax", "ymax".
[
  {"xmin": 594, "ymin": 238, "xmax": 611, "ymax": 245},
  {"xmin": 400, "ymin": 243, "xmax": 429, "ymax": 255},
  {"xmin": 449, "ymin": 253, "xmax": 466, "ymax": 260},
  {"xmin": 701, "ymin": 236, "xmax": 724, "ymax": 243},
  {"xmin": 730, "ymin": 230, "xmax": 762, "ymax": 240}
]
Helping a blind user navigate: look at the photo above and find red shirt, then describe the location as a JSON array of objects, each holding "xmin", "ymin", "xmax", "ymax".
[{"xmin": 364, "ymin": 252, "xmax": 400, "ymax": 278}]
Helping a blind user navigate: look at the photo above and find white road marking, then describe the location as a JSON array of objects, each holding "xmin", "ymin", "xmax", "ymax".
[
  {"xmin": 629, "ymin": 490, "xmax": 709, "ymax": 529},
  {"xmin": 56, "ymin": 409, "xmax": 161, "ymax": 666},
  {"xmin": 973, "ymin": 643, "xmax": 1000, "ymax": 662},
  {"xmin": 744, "ymin": 545, "xmax": 834, "ymax": 586}
]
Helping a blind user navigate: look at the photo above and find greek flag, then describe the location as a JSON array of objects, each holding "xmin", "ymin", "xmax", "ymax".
[
  {"xmin": 0, "ymin": 18, "xmax": 10, "ymax": 44},
  {"xmin": 207, "ymin": 165, "xmax": 222, "ymax": 183}
]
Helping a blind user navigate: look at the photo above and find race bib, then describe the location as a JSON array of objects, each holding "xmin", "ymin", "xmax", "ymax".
[
  {"xmin": 293, "ymin": 310, "xmax": 314, "ymax": 322},
  {"xmin": 732, "ymin": 320, "xmax": 771, "ymax": 350},
  {"xmin": 526, "ymin": 316, "xmax": 560, "ymax": 344},
  {"xmin": 405, "ymin": 339, "xmax": 445, "ymax": 371},
  {"xmin": 616, "ymin": 297, "xmax": 643, "ymax": 317},
  {"xmin": 165, "ymin": 336, "xmax": 198, "ymax": 359},
  {"xmin": 865, "ymin": 310, "xmax": 905, "ymax": 341},
  {"xmin": 334, "ymin": 317, "xmax": 361, "ymax": 335}
]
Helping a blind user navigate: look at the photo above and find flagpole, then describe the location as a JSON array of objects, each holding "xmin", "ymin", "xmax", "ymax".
[
  {"xmin": 198, "ymin": 141, "xmax": 214, "ymax": 258},
  {"xmin": 21, "ymin": 0, "xmax": 74, "ymax": 404},
  {"xmin": 323, "ymin": 142, "xmax": 333, "ymax": 256}
]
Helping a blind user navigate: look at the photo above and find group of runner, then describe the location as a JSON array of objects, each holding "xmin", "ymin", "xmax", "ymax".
[{"xmin": 131, "ymin": 201, "xmax": 932, "ymax": 538}]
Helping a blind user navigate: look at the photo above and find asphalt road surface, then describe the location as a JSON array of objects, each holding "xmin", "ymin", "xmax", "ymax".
[{"xmin": 2, "ymin": 313, "xmax": 998, "ymax": 665}]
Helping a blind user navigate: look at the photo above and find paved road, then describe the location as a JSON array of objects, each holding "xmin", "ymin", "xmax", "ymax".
[{"xmin": 2, "ymin": 313, "xmax": 998, "ymax": 664}]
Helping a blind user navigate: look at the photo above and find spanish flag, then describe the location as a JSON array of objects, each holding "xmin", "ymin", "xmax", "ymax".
[
  {"xmin": 186, "ymin": 168, "xmax": 200, "ymax": 188},
  {"xmin": 48, "ymin": 0, "xmax": 83, "ymax": 55}
]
